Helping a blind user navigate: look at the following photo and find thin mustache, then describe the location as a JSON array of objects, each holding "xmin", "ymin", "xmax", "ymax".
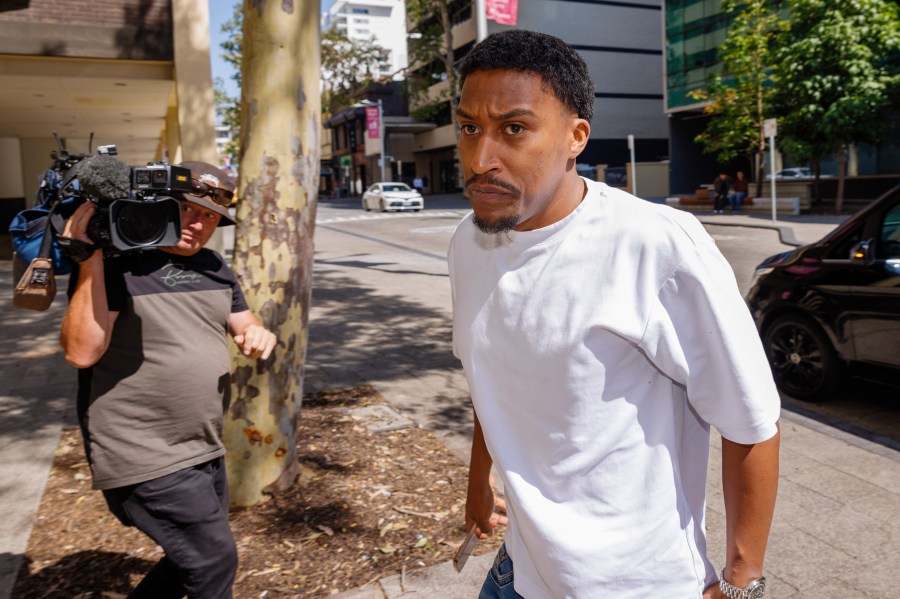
[{"xmin": 465, "ymin": 174, "xmax": 521, "ymax": 198}]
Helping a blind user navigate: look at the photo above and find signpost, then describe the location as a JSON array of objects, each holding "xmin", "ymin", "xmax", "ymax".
[
  {"xmin": 627, "ymin": 134, "xmax": 636, "ymax": 196},
  {"xmin": 365, "ymin": 101, "xmax": 387, "ymax": 181},
  {"xmin": 764, "ymin": 118, "xmax": 777, "ymax": 222}
]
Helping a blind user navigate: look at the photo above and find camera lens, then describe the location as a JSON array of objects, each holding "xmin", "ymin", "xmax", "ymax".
[
  {"xmin": 151, "ymin": 169, "xmax": 168, "ymax": 187},
  {"xmin": 115, "ymin": 202, "xmax": 170, "ymax": 246},
  {"xmin": 134, "ymin": 170, "xmax": 151, "ymax": 186}
]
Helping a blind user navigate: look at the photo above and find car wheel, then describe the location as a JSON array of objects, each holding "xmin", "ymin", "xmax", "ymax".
[
  {"xmin": 763, "ymin": 314, "xmax": 840, "ymax": 402},
  {"xmin": 362, "ymin": 198, "xmax": 370, "ymax": 211}
]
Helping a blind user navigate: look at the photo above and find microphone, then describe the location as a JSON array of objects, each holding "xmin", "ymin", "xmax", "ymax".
[{"xmin": 73, "ymin": 155, "xmax": 131, "ymax": 203}]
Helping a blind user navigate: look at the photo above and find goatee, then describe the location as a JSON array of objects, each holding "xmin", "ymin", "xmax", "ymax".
[{"xmin": 472, "ymin": 213, "xmax": 520, "ymax": 234}]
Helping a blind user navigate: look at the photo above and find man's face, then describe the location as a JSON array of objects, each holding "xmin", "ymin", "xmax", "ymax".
[
  {"xmin": 457, "ymin": 69, "xmax": 589, "ymax": 232},
  {"xmin": 161, "ymin": 200, "xmax": 221, "ymax": 256}
]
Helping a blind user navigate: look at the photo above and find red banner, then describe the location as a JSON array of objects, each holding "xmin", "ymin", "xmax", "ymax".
[
  {"xmin": 485, "ymin": 0, "xmax": 518, "ymax": 25},
  {"xmin": 366, "ymin": 105, "xmax": 380, "ymax": 139}
]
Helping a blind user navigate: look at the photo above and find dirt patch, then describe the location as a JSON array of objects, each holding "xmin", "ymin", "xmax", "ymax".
[{"xmin": 13, "ymin": 385, "xmax": 503, "ymax": 598}]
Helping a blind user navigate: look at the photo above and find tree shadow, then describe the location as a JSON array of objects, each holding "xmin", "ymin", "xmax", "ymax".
[
  {"xmin": 11, "ymin": 551, "xmax": 153, "ymax": 598},
  {"xmin": 304, "ymin": 261, "xmax": 472, "ymax": 440},
  {"xmin": 0, "ymin": 262, "xmax": 78, "ymax": 437}
]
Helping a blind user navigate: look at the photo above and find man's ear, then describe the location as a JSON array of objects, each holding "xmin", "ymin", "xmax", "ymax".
[{"xmin": 569, "ymin": 118, "xmax": 590, "ymax": 158}]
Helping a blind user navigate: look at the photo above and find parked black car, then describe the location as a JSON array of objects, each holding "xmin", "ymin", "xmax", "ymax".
[{"xmin": 746, "ymin": 185, "xmax": 900, "ymax": 401}]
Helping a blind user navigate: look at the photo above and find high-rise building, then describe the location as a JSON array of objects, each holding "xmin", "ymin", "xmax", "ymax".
[
  {"xmin": 663, "ymin": 1, "xmax": 899, "ymax": 199},
  {"xmin": 322, "ymin": 0, "xmax": 408, "ymax": 81},
  {"xmin": 664, "ymin": 0, "xmax": 736, "ymax": 195},
  {"xmin": 0, "ymin": 0, "xmax": 219, "ymax": 249},
  {"xmin": 407, "ymin": 0, "xmax": 669, "ymax": 194}
]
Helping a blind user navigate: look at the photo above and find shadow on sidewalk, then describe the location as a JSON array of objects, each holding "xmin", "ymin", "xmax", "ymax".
[
  {"xmin": 305, "ymin": 260, "xmax": 472, "ymax": 441},
  {"xmin": 9, "ymin": 551, "xmax": 153, "ymax": 598}
]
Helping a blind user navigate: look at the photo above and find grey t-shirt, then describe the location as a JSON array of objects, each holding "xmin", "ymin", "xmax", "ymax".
[{"xmin": 77, "ymin": 249, "xmax": 248, "ymax": 490}]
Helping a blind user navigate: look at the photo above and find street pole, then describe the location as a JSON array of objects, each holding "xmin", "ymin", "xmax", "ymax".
[
  {"xmin": 627, "ymin": 134, "xmax": 636, "ymax": 196},
  {"xmin": 764, "ymin": 118, "xmax": 778, "ymax": 222},
  {"xmin": 475, "ymin": 0, "xmax": 487, "ymax": 42},
  {"xmin": 378, "ymin": 98, "xmax": 386, "ymax": 182},
  {"xmin": 769, "ymin": 134, "xmax": 777, "ymax": 222}
]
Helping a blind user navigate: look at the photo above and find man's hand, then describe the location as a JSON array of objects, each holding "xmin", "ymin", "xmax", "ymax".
[
  {"xmin": 703, "ymin": 581, "xmax": 725, "ymax": 598},
  {"xmin": 62, "ymin": 201, "xmax": 96, "ymax": 242},
  {"xmin": 465, "ymin": 473, "xmax": 508, "ymax": 540},
  {"xmin": 233, "ymin": 324, "xmax": 276, "ymax": 360}
]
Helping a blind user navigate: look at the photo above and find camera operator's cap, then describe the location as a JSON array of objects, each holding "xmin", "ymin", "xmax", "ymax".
[{"xmin": 176, "ymin": 161, "xmax": 237, "ymax": 227}]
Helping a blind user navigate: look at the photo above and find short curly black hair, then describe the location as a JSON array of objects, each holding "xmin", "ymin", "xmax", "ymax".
[{"xmin": 458, "ymin": 30, "xmax": 595, "ymax": 121}]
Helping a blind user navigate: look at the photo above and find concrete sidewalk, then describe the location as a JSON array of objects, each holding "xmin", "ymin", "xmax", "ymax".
[{"xmin": 2, "ymin": 210, "xmax": 898, "ymax": 599}]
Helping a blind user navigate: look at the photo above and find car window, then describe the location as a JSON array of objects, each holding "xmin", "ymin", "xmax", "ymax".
[
  {"xmin": 824, "ymin": 222, "xmax": 864, "ymax": 259},
  {"xmin": 382, "ymin": 184, "xmax": 411, "ymax": 192},
  {"xmin": 879, "ymin": 203, "xmax": 900, "ymax": 259}
]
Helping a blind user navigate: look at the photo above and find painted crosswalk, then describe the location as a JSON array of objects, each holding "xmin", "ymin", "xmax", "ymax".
[{"xmin": 316, "ymin": 210, "xmax": 466, "ymax": 225}]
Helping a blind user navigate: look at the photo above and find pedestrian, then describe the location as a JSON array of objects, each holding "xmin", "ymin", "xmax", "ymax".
[
  {"xmin": 714, "ymin": 172, "xmax": 731, "ymax": 214},
  {"xmin": 450, "ymin": 29, "xmax": 780, "ymax": 599},
  {"xmin": 413, "ymin": 175, "xmax": 424, "ymax": 193},
  {"xmin": 729, "ymin": 170, "xmax": 749, "ymax": 212},
  {"xmin": 59, "ymin": 161, "xmax": 277, "ymax": 599}
]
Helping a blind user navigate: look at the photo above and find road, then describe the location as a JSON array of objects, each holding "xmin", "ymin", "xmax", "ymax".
[{"xmin": 308, "ymin": 194, "xmax": 900, "ymax": 454}]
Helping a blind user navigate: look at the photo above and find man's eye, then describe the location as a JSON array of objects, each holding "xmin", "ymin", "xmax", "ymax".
[
  {"xmin": 504, "ymin": 124, "xmax": 525, "ymax": 135},
  {"xmin": 459, "ymin": 124, "xmax": 478, "ymax": 135}
]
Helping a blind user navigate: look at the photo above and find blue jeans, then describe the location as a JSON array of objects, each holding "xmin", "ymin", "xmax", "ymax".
[
  {"xmin": 103, "ymin": 457, "xmax": 237, "ymax": 599},
  {"xmin": 728, "ymin": 191, "xmax": 747, "ymax": 211},
  {"xmin": 479, "ymin": 543, "xmax": 524, "ymax": 599}
]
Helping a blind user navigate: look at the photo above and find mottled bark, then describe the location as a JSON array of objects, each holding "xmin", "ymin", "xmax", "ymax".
[{"xmin": 223, "ymin": 0, "xmax": 320, "ymax": 506}]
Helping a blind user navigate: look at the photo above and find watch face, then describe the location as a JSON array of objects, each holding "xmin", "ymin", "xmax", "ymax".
[{"xmin": 748, "ymin": 580, "xmax": 767, "ymax": 599}]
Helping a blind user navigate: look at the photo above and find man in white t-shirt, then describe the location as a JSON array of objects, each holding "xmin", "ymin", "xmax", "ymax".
[{"xmin": 449, "ymin": 30, "xmax": 780, "ymax": 599}]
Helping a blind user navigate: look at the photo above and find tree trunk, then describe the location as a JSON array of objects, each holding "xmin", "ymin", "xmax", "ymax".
[
  {"xmin": 835, "ymin": 145, "xmax": 846, "ymax": 215},
  {"xmin": 223, "ymin": 0, "xmax": 320, "ymax": 507}
]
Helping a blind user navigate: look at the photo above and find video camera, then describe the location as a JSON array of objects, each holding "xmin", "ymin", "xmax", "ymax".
[{"xmin": 61, "ymin": 145, "xmax": 187, "ymax": 252}]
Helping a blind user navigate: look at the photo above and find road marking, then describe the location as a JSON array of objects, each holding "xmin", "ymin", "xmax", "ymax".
[{"xmin": 317, "ymin": 210, "xmax": 465, "ymax": 225}]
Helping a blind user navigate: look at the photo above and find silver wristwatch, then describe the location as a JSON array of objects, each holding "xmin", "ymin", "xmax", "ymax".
[{"xmin": 719, "ymin": 570, "xmax": 766, "ymax": 599}]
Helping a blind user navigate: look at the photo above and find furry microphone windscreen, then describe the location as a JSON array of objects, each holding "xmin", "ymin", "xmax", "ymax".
[{"xmin": 75, "ymin": 155, "xmax": 132, "ymax": 202}]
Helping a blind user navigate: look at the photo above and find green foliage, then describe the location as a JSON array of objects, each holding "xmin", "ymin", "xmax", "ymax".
[
  {"xmin": 689, "ymin": 0, "xmax": 786, "ymax": 169},
  {"xmin": 405, "ymin": 0, "xmax": 458, "ymax": 129},
  {"xmin": 321, "ymin": 29, "xmax": 386, "ymax": 115},
  {"xmin": 214, "ymin": 3, "xmax": 243, "ymax": 165},
  {"xmin": 774, "ymin": 0, "xmax": 900, "ymax": 164}
]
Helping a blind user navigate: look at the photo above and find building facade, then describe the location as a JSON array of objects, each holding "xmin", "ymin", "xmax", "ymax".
[
  {"xmin": 322, "ymin": 0, "xmax": 409, "ymax": 81},
  {"xmin": 663, "ymin": 0, "xmax": 900, "ymax": 198},
  {"xmin": 0, "ymin": 0, "xmax": 218, "ymax": 247},
  {"xmin": 408, "ymin": 0, "xmax": 669, "ymax": 193}
]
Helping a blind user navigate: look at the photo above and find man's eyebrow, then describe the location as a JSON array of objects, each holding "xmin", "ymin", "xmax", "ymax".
[{"xmin": 456, "ymin": 107, "xmax": 537, "ymax": 121}]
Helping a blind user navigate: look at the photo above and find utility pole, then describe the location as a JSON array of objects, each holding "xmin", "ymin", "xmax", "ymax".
[
  {"xmin": 475, "ymin": 0, "xmax": 487, "ymax": 42},
  {"xmin": 627, "ymin": 134, "xmax": 636, "ymax": 196},
  {"xmin": 378, "ymin": 98, "xmax": 386, "ymax": 181}
]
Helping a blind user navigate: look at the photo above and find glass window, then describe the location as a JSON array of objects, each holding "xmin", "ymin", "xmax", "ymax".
[{"xmin": 879, "ymin": 203, "xmax": 900, "ymax": 259}]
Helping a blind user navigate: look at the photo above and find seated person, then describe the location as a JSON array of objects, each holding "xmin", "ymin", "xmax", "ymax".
[{"xmin": 729, "ymin": 171, "xmax": 749, "ymax": 212}]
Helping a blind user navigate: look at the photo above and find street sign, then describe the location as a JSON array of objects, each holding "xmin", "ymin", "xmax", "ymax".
[{"xmin": 763, "ymin": 118, "xmax": 777, "ymax": 138}]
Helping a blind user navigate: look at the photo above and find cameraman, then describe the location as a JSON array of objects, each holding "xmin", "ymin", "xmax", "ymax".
[{"xmin": 59, "ymin": 161, "xmax": 276, "ymax": 599}]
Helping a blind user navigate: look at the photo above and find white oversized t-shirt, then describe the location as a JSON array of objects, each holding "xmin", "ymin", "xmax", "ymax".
[{"xmin": 449, "ymin": 180, "xmax": 780, "ymax": 598}]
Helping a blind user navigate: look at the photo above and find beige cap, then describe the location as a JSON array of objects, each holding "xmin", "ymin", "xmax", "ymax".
[{"xmin": 176, "ymin": 161, "xmax": 237, "ymax": 227}]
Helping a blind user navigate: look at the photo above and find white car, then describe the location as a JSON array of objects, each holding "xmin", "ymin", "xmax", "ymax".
[
  {"xmin": 766, "ymin": 167, "xmax": 814, "ymax": 180},
  {"xmin": 361, "ymin": 182, "xmax": 424, "ymax": 212}
]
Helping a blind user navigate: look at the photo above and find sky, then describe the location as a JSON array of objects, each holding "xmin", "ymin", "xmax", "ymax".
[{"xmin": 210, "ymin": 1, "xmax": 335, "ymax": 100}]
